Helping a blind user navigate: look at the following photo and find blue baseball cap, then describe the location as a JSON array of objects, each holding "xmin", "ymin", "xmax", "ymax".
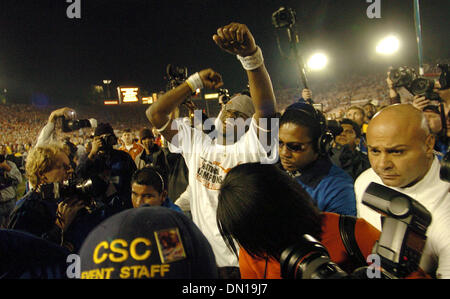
[{"xmin": 79, "ymin": 206, "xmax": 218, "ymax": 279}]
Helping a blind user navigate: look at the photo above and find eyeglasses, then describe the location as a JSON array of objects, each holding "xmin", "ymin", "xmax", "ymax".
[{"xmin": 279, "ymin": 140, "xmax": 313, "ymax": 152}]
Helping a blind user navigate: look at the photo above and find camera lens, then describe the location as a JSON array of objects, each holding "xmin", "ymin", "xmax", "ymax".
[
  {"xmin": 410, "ymin": 78, "xmax": 434, "ymax": 96},
  {"xmin": 280, "ymin": 234, "xmax": 348, "ymax": 279}
]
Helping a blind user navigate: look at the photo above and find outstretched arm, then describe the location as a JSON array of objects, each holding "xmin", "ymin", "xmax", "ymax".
[
  {"xmin": 146, "ymin": 69, "xmax": 223, "ymax": 143},
  {"xmin": 213, "ymin": 23, "xmax": 277, "ymax": 123}
]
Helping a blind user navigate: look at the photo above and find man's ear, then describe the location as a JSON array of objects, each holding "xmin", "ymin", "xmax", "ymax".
[{"xmin": 425, "ymin": 134, "xmax": 435, "ymax": 156}]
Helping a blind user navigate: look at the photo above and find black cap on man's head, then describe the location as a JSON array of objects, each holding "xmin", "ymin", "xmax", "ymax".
[{"xmin": 94, "ymin": 123, "xmax": 115, "ymax": 137}]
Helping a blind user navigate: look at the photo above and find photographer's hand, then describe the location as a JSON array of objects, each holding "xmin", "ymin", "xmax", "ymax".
[
  {"xmin": 386, "ymin": 71, "xmax": 399, "ymax": 101},
  {"xmin": 56, "ymin": 197, "xmax": 86, "ymax": 232},
  {"xmin": 412, "ymin": 95, "xmax": 430, "ymax": 111},
  {"xmin": 213, "ymin": 23, "xmax": 257, "ymax": 57},
  {"xmin": 88, "ymin": 137, "xmax": 102, "ymax": 160},
  {"xmin": 48, "ymin": 107, "xmax": 75, "ymax": 123}
]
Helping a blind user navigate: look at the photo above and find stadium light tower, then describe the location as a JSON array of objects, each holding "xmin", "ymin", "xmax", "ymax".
[
  {"xmin": 307, "ymin": 53, "xmax": 328, "ymax": 71},
  {"xmin": 376, "ymin": 36, "xmax": 400, "ymax": 55}
]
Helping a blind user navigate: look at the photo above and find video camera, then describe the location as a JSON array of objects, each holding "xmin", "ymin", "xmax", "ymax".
[
  {"xmin": 218, "ymin": 88, "xmax": 231, "ymax": 105},
  {"xmin": 280, "ymin": 183, "xmax": 432, "ymax": 279},
  {"xmin": 166, "ymin": 64, "xmax": 188, "ymax": 91},
  {"xmin": 389, "ymin": 64, "xmax": 450, "ymax": 100},
  {"xmin": 272, "ymin": 6, "xmax": 296, "ymax": 29}
]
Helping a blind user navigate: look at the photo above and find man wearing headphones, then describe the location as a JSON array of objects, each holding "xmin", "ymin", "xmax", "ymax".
[
  {"xmin": 278, "ymin": 102, "xmax": 357, "ymax": 216},
  {"xmin": 130, "ymin": 166, "xmax": 182, "ymax": 213}
]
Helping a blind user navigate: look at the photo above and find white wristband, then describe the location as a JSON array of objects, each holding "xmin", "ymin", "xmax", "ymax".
[
  {"xmin": 236, "ymin": 46, "xmax": 264, "ymax": 71},
  {"xmin": 185, "ymin": 72, "xmax": 204, "ymax": 93}
]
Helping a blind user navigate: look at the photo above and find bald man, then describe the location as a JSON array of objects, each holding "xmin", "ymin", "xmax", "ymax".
[{"xmin": 354, "ymin": 104, "xmax": 450, "ymax": 278}]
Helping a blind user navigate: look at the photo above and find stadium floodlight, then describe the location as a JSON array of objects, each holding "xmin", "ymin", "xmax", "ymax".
[
  {"xmin": 307, "ymin": 53, "xmax": 328, "ymax": 71},
  {"xmin": 376, "ymin": 36, "xmax": 400, "ymax": 55}
]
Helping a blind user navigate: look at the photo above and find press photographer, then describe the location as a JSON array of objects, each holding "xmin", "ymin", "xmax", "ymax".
[
  {"xmin": 77, "ymin": 123, "xmax": 137, "ymax": 213},
  {"xmin": 7, "ymin": 144, "xmax": 86, "ymax": 249},
  {"xmin": 355, "ymin": 104, "xmax": 450, "ymax": 278},
  {"xmin": 36, "ymin": 107, "xmax": 97, "ymax": 148},
  {"xmin": 330, "ymin": 118, "xmax": 371, "ymax": 181},
  {"xmin": 0, "ymin": 154, "xmax": 22, "ymax": 228},
  {"xmin": 411, "ymin": 64, "xmax": 450, "ymax": 158},
  {"xmin": 280, "ymin": 183, "xmax": 432, "ymax": 279}
]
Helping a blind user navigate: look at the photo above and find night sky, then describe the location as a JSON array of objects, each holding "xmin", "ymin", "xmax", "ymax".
[{"xmin": 0, "ymin": 0, "xmax": 448, "ymax": 105}]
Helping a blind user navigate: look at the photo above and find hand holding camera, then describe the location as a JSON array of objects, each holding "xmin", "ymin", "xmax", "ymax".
[
  {"xmin": 88, "ymin": 137, "xmax": 104, "ymax": 159},
  {"xmin": 412, "ymin": 95, "xmax": 431, "ymax": 111},
  {"xmin": 56, "ymin": 196, "xmax": 86, "ymax": 232}
]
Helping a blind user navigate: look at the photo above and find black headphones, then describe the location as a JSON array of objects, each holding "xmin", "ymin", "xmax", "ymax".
[{"xmin": 285, "ymin": 103, "xmax": 334, "ymax": 156}]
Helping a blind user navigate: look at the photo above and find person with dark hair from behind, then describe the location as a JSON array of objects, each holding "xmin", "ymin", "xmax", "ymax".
[
  {"xmin": 217, "ymin": 163, "xmax": 377, "ymax": 278},
  {"xmin": 79, "ymin": 206, "xmax": 217, "ymax": 279},
  {"xmin": 131, "ymin": 166, "xmax": 182, "ymax": 213},
  {"xmin": 330, "ymin": 118, "xmax": 371, "ymax": 181},
  {"xmin": 278, "ymin": 103, "xmax": 356, "ymax": 216},
  {"xmin": 217, "ymin": 162, "xmax": 429, "ymax": 279}
]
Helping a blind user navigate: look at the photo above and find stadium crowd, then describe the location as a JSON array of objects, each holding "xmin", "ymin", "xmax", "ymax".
[{"xmin": 0, "ymin": 22, "xmax": 449, "ymax": 281}]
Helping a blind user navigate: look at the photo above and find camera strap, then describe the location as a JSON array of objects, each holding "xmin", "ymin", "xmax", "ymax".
[{"xmin": 339, "ymin": 215, "xmax": 367, "ymax": 268}]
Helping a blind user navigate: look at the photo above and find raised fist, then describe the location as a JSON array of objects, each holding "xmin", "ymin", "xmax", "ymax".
[
  {"xmin": 198, "ymin": 69, "xmax": 224, "ymax": 90},
  {"xmin": 213, "ymin": 23, "xmax": 257, "ymax": 57}
]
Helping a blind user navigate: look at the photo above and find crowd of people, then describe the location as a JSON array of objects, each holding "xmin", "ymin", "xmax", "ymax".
[{"xmin": 1, "ymin": 22, "xmax": 449, "ymax": 281}]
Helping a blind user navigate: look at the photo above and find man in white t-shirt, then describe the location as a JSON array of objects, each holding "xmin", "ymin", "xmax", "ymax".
[
  {"xmin": 146, "ymin": 23, "xmax": 278, "ymax": 278},
  {"xmin": 355, "ymin": 104, "xmax": 450, "ymax": 278}
]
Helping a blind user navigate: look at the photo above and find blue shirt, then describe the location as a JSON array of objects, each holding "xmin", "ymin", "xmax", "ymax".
[
  {"xmin": 162, "ymin": 198, "xmax": 183, "ymax": 213},
  {"xmin": 283, "ymin": 157, "xmax": 357, "ymax": 216}
]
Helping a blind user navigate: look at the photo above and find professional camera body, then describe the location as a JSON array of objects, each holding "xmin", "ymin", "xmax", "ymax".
[
  {"xmin": 272, "ymin": 6, "xmax": 296, "ymax": 29},
  {"xmin": 57, "ymin": 113, "xmax": 97, "ymax": 133},
  {"xmin": 280, "ymin": 183, "xmax": 432, "ymax": 279},
  {"xmin": 389, "ymin": 66, "xmax": 418, "ymax": 89},
  {"xmin": 390, "ymin": 64, "xmax": 449, "ymax": 99},
  {"xmin": 98, "ymin": 134, "xmax": 118, "ymax": 150},
  {"xmin": 166, "ymin": 64, "xmax": 188, "ymax": 91},
  {"xmin": 40, "ymin": 177, "xmax": 109, "ymax": 212},
  {"xmin": 218, "ymin": 88, "xmax": 231, "ymax": 105}
]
